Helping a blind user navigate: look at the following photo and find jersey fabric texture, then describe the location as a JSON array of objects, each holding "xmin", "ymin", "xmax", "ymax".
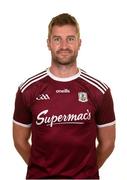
[{"xmin": 13, "ymin": 68, "xmax": 115, "ymax": 179}]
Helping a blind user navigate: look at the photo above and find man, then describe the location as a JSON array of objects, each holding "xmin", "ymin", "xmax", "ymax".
[{"xmin": 13, "ymin": 13, "xmax": 115, "ymax": 179}]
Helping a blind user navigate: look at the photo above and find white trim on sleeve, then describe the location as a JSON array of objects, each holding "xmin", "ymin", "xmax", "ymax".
[
  {"xmin": 97, "ymin": 121, "xmax": 115, "ymax": 128},
  {"xmin": 13, "ymin": 120, "xmax": 32, "ymax": 128}
]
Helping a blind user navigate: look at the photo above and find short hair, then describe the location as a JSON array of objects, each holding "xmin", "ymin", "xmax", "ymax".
[{"xmin": 48, "ymin": 13, "xmax": 80, "ymax": 38}]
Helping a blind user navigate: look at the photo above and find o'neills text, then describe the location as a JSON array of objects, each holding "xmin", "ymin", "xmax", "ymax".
[{"xmin": 36, "ymin": 109, "xmax": 91, "ymax": 127}]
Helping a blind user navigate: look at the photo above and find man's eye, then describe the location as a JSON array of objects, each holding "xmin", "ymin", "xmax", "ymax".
[
  {"xmin": 53, "ymin": 37, "xmax": 61, "ymax": 43},
  {"xmin": 67, "ymin": 37, "xmax": 75, "ymax": 42}
]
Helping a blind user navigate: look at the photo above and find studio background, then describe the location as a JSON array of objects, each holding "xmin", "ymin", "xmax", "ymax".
[{"xmin": 0, "ymin": 0, "xmax": 127, "ymax": 179}]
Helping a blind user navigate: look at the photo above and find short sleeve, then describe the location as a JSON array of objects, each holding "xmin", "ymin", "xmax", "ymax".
[
  {"xmin": 13, "ymin": 89, "xmax": 32, "ymax": 127},
  {"xmin": 96, "ymin": 89, "xmax": 115, "ymax": 128}
]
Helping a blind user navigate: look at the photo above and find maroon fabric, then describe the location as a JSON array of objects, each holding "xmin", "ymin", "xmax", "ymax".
[{"xmin": 13, "ymin": 69, "xmax": 115, "ymax": 179}]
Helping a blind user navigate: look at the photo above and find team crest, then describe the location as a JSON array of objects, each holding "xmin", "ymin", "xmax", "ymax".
[{"xmin": 78, "ymin": 92, "xmax": 88, "ymax": 102}]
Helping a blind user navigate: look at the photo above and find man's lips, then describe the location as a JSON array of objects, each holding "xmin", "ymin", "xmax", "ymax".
[{"xmin": 57, "ymin": 49, "xmax": 72, "ymax": 54}]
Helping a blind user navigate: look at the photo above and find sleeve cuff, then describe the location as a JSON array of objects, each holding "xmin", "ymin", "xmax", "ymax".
[
  {"xmin": 13, "ymin": 120, "xmax": 32, "ymax": 128},
  {"xmin": 97, "ymin": 120, "xmax": 115, "ymax": 128}
]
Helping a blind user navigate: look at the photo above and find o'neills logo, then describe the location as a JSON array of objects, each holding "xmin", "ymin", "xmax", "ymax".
[
  {"xmin": 56, "ymin": 89, "xmax": 70, "ymax": 93},
  {"xmin": 36, "ymin": 109, "xmax": 91, "ymax": 127}
]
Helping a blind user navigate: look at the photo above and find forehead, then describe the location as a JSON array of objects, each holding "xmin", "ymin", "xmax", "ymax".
[{"xmin": 51, "ymin": 25, "xmax": 77, "ymax": 37}]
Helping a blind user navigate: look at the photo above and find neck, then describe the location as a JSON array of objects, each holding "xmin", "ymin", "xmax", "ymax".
[{"xmin": 49, "ymin": 64, "xmax": 79, "ymax": 78}]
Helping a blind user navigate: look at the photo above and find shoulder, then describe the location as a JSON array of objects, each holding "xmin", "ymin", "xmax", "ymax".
[
  {"xmin": 79, "ymin": 69, "xmax": 109, "ymax": 95},
  {"xmin": 19, "ymin": 69, "xmax": 48, "ymax": 93}
]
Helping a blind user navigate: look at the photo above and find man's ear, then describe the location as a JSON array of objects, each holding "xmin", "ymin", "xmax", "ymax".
[
  {"xmin": 78, "ymin": 39, "xmax": 82, "ymax": 50},
  {"xmin": 47, "ymin": 39, "xmax": 51, "ymax": 50}
]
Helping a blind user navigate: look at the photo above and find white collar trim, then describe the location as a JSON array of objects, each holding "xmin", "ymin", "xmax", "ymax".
[{"xmin": 47, "ymin": 68, "xmax": 81, "ymax": 82}]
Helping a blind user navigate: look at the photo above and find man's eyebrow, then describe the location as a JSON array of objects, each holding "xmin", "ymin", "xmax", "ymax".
[
  {"xmin": 52, "ymin": 35, "xmax": 61, "ymax": 37},
  {"xmin": 67, "ymin": 35, "xmax": 76, "ymax": 38},
  {"xmin": 51, "ymin": 35, "xmax": 77, "ymax": 40}
]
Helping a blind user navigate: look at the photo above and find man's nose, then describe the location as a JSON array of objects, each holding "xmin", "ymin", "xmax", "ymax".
[{"xmin": 60, "ymin": 39, "xmax": 68, "ymax": 48}]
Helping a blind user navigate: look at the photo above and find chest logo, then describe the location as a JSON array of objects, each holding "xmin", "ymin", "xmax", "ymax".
[
  {"xmin": 36, "ymin": 94, "xmax": 50, "ymax": 101},
  {"xmin": 56, "ymin": 89, "xmax": 70, "ymax": 93},
  {"xmin": 78, "ymin": 92, "xmax": 88, "ymax": 103},
  {"xmin": 36, "ymin": 109, "xmax": 91, "ymax": 127}
]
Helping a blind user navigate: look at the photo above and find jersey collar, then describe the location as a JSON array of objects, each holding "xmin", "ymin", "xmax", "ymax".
[{"xmin": 47, "ymin": 68, "xmax": 81, "ymax": 82}]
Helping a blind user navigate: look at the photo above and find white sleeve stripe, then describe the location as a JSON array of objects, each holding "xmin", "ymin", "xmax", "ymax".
[
  {"xmin": 20, "ymin": 70, "xmax": 47, "ymax": 90},
  {"xmin": 80, "ymin": 70, "xmax": 108, "ymax": 90},
  {"xmin": 80, "ymin": 76, "xmax": 105, "ymax": 94},
  {"xmin": 97, "ymin": 121, "xmax": 115, "ymax": 128},
  {"xmin": 81, "ymin": 73, "xmax": 107, "ymax": 91},
  {"xmin": 13, "ymin": 120, "xmax": 32, "ymax": 128},
  {"xmin": 21, "ymin": 74, "xmax": 48, "ymax": 93}
]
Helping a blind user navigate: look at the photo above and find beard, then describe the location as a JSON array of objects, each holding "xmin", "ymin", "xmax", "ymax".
[{"xmin": 51, "ymin": 48, "xmax": 78, "ymax": 66}]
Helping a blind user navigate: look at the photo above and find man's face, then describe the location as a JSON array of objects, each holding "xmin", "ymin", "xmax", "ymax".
[{"xmin": 47, "ymin": 25, "xmax": 81, "ymax": 66}]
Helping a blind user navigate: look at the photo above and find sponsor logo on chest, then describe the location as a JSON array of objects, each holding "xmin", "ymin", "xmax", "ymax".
[{"xmin": 36, "ymin": 109, "xmax": 91, "ymax": 127}]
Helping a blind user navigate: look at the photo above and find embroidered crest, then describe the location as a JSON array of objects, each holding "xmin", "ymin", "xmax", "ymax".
[{"xmin": 78, "ymin": 92, "xmax": 88, "ymax": 102}]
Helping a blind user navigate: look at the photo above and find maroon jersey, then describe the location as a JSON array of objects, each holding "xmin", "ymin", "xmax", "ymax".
[{"xmin": 13, "ymin": 68, "xmax": 115, "ymax": 179}]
